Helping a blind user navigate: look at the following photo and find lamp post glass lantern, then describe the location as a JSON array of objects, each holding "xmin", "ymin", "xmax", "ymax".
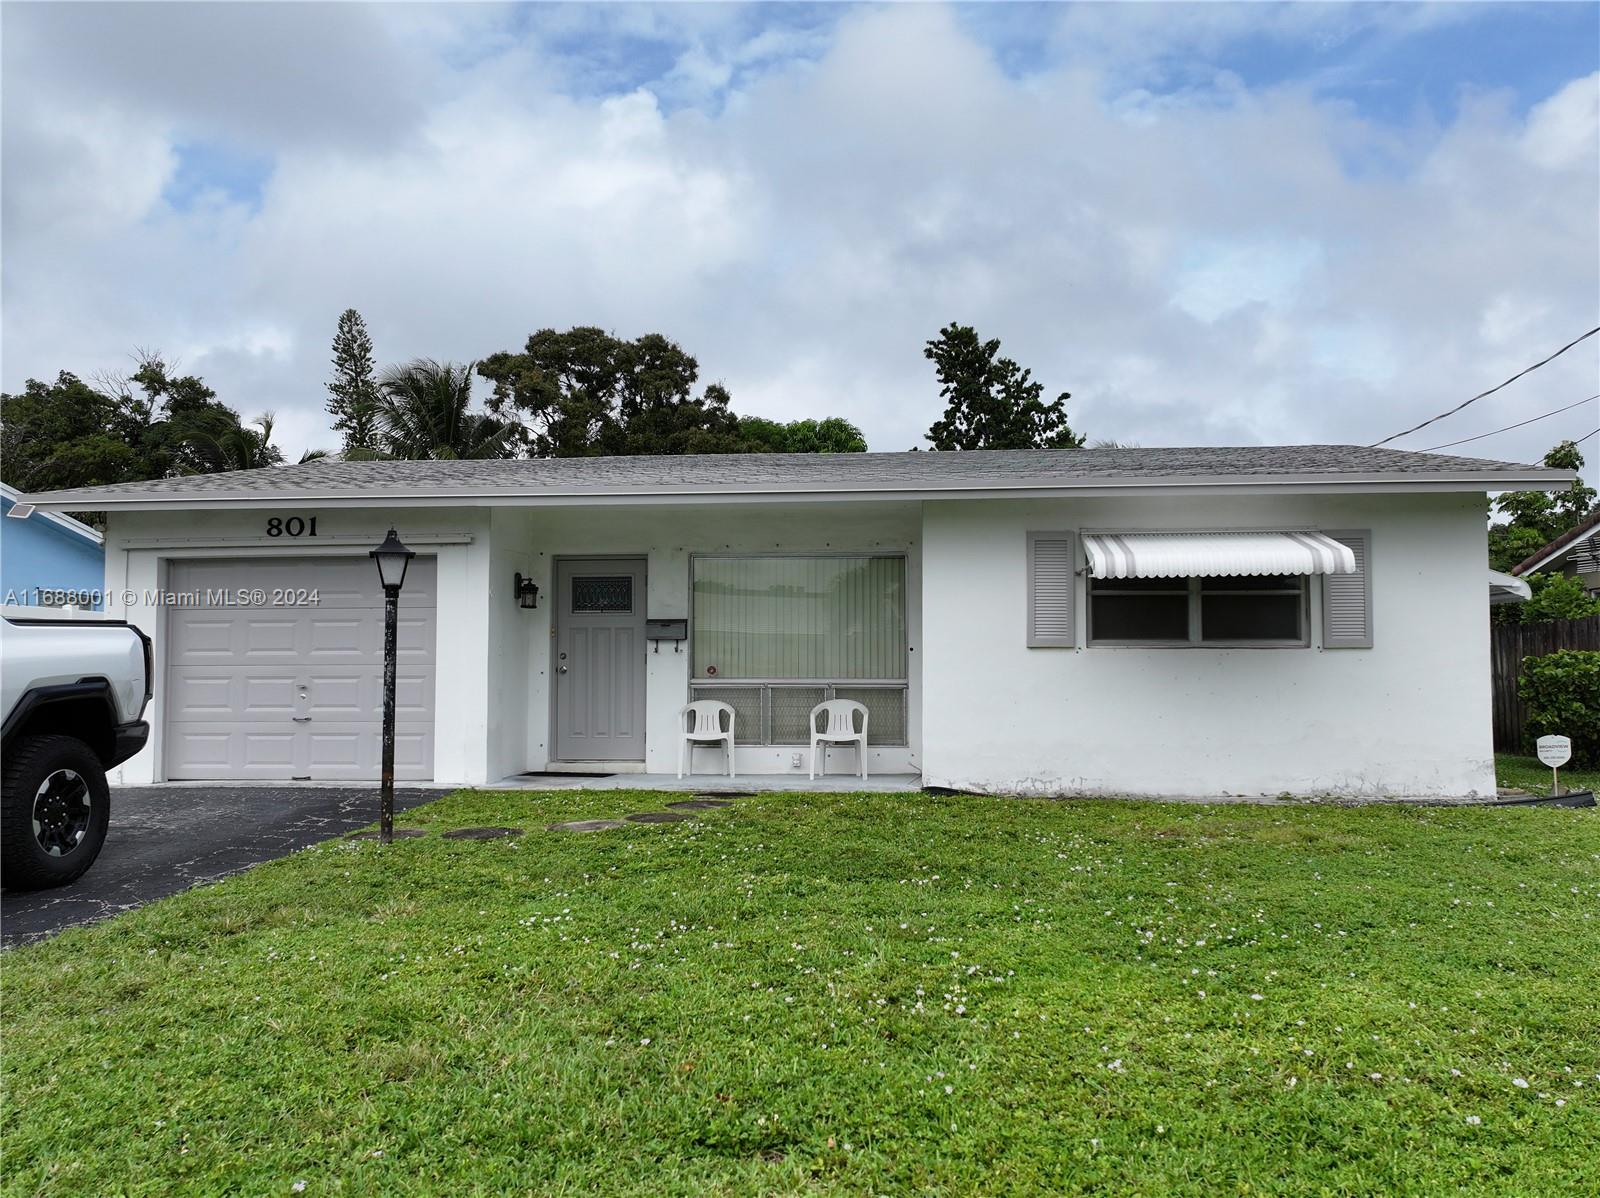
[
  {"xmin": 370, "ymin": 529, "xmax": 414, "ymax": 843},
  {"xmin": 372, "ymin": 528, "xmax": 415, "ymax": 592}
]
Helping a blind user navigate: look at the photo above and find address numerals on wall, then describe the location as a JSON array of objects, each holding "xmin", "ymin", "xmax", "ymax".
[{"xmin": 266, "ymin": 516, "xmax": 319, "ymax": 538}]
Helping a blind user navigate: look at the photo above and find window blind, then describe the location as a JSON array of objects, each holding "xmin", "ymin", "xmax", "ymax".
[{"xmin": 691, "ymin": 556, "xmax": 907, "ymax": 680}]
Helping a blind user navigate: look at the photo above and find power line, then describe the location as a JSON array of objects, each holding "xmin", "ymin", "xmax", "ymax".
[
  {"xmin": 1420, "ymin": 394, "xmax": 1600, "ymax": 451},
  {"xmin": 1370, "ymin": 325, "xmax": 1600, "ymax": 447},
  {"xmin": 1574, "ymin": 427, "xmax": 1598, "ymax": 447}
]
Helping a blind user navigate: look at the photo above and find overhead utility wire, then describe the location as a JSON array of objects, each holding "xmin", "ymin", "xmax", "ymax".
[
  {"xmin": 1574, "ymin": 427, "xmax": 1598, "ymax": 447},
  {"xmin": 1370, "ymin": 325, "xmax": 1600, "ymax": 447},
  {"xmin": 1420, "ymin": 394, "xmax": 1600, "ymax": 451}
]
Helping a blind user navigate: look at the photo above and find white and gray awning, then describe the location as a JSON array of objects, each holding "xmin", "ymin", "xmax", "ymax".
[
  {"xmin": 1488, "ymin": 569, "xmax": 1532, "ymax": 605},
  {"xmin": 1082, "ymin": 531, "xmax": 1358, "ymax": 579}
]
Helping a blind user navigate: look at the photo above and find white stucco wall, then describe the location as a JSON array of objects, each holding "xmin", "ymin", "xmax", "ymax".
[{"xmin": 919, "ymin": 492, "xmax": 1496, "ymax": 798}]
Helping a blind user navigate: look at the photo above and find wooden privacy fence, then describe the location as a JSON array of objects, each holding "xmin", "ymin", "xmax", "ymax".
[{"xmin": 1491, "ymin": 614, "xmax": 1600, "ymax": 751}]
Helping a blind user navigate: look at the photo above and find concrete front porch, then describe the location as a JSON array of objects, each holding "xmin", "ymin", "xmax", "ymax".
[{"xmin": 486, "ymin": 772, "xmax": 925, "ymax": 793}]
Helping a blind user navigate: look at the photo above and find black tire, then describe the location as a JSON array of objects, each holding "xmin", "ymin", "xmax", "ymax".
[{"xmin": 1, "ymin": 735, "xmax": 110, "ymax": 891}]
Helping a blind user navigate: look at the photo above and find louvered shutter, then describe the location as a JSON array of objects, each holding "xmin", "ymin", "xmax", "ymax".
[
  {"xmin": 1321, "ymin": 529, "xmax": 1372, "ymax": 648},
  {"xmin": 1027, "ymin": 531, "xmax": 1076, "ymax": 648}
]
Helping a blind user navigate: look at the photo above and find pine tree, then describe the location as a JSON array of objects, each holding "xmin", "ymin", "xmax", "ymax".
[{"xmin": 326, "ymin": 309, "xmax": 380, "ymax": 452}]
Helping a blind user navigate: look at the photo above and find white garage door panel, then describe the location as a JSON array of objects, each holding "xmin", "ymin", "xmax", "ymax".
[{"xmin": 166, "ymin": 557, "xmax": 437, "ymax": 781}]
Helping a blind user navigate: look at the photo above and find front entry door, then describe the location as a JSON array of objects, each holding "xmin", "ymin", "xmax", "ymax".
[{"xmin": 554, "ymin": 558, "xmax": 647, "ymax": 761}]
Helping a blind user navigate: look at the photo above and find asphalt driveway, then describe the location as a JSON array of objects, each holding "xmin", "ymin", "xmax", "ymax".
[{"xmin": 1, "ymin": 785, "xmax": 438, "ymax": 948}]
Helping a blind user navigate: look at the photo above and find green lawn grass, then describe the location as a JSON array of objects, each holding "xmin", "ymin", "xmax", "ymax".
[
  {"xmin": 4, "ymin": 790, "xmax": 1598, "ymax": 1196},
  {"xmin": 1495, "ymin": 752, "xmax": 1600, "ymax": 796}
]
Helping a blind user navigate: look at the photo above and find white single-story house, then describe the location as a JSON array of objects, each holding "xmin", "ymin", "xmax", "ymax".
[
  {"xmin": 1511, "ymin": 508, "xmax": 1600, "ymax": 596},
  {"xmin": 17, "ymin": 446, "xmax": 1571, "ymax": 798}
]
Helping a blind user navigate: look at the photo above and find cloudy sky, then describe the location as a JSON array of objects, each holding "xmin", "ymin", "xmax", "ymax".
[{"xmin": 3, "ymin": 1, "xmax": 1597, "ymax": 481}]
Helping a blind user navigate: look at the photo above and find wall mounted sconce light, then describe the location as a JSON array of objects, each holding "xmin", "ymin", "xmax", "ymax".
[{"xmin": 514, "ymin": 572, "xmax": 540, "ymax": 610}]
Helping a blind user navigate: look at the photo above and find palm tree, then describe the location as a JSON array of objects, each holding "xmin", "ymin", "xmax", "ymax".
[
  {"xmin": 182, "ymin": 410, "xmax": 285, "ymax": 473},
  {"xmin": 375, "ymin": 359, "xmax": 517, "ymax": 460}
]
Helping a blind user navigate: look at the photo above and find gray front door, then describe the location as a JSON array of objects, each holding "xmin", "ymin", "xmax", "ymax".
[{"xmin": 554, "ymin": 558, "xmax": 647, "ymax": 761}]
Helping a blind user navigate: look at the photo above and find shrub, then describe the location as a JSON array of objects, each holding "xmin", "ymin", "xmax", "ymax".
[
  {"xmin": 1519, "ymin": 650, "xmax": 1600, "ymax": 767},
  {"xmin": 1507, "ymin": 573, "xmax": 1600, "ymax": 625}
]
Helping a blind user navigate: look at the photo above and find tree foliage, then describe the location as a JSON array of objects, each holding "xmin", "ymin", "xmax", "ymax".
[
  {"xmin": 1497, "ymin": 572, "xmax": 1600, "ymax": 625},
  {"xmin": 923, "ymin": 323, "xmax": 1084, "ymax": 451},
  {"xmin": 0, "ymin": 356, "xmax": 282, "ymax": 492},
  {"xmin": 738, "ymin": 416, "xmax": 867, "ymax": 454},
  {"xmin": 1488, "ymin": 440, "xmax": 1597, "ymax": 572},
  {"xmin": 372, "ymin": 360, "xmax": 517, "ymax": 461},
  {"xmin": 326, "ymin": 309, "xmax": 381, "ymax": 454},
  {"xmin": 477, "ymin": 327, "xmax": 867, "ymax": 456}
]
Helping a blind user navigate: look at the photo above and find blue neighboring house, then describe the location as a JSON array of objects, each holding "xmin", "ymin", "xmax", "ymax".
[{"xmin": 1, "ymin": 482, "xmax": 105, "ymax": 608}]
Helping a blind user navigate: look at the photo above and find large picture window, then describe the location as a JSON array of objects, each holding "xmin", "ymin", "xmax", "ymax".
[
  {"xmin": 691, "ymin": 555, "xmax": 907, "ymax": 745},
  {"xmin": 1088, "ymin": 574, "xmax": 1307, "ymax": 646}
]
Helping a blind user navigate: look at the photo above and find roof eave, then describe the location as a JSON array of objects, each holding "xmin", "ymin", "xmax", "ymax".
[
  {"xmin": 17, "ymin": 468, "xmax": 1576, "ymax": 512},
  {"xmin": 1511, "ymin": 511, "xmax": 1600, "ymax": 576}
]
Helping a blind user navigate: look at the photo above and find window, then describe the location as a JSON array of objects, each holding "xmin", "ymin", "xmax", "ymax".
[
  {"xmin": 1088, "ymin": 574, "xmax": 1307, "ymax": 646},
  {"xmin": 571, "ymin": 576, "xmax": 632, "ymax": 613},
  {"xmin": 690, "ymin": 555, "xmax": 907, "ymax": 744}
]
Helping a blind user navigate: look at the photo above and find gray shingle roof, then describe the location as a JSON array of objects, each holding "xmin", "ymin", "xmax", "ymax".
[{"xmin": 19, "ymin": 445, "xmax": 1571, "ymax": 508}]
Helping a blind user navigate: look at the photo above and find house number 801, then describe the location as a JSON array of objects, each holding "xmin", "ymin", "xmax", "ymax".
[{"xmin": 266, "ymin": 517, "xmax": 317, "ymax": 538}]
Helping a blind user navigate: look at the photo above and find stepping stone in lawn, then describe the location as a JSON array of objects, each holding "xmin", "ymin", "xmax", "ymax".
[
  {"xmin": 666, "ymin": 799, "xmax": 733, "ymax": 810},
  {"xmin": 625, "ymin": 811, "xmax": 695, "ymax": 823},
  {"xmin": 347, "ymin": 828, "xmax": 429, "ymax": 840},
  {"xmin": 547, "ymin": 819, "xmax": 630, "ymax": 832},
  {"xmin": 441, "ymin": 826, "xmax": 523, "ymax": 841}
]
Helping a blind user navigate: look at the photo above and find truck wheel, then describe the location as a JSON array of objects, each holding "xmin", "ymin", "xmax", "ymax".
[{"xmin": 1, "ymin": 735, "xmax": 110, "ymax": 891}]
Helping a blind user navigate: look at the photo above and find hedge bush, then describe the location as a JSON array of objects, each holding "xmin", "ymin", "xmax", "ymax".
[{"xmin": 1519, "ymin": 649, "xmax": 1600, "ymax": 767}]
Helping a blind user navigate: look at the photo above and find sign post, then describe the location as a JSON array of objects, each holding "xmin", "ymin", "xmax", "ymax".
[{"xmin": 1535, "ymin": 735, "xmax": 1573, "ymax": 795}]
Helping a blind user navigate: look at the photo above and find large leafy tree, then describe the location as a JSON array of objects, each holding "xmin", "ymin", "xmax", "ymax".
[
  {"xmin": 477, "ymin": 327, "xmax": 868, "ymax": 456},
  {"xmin": 373, "ymin": 359, "xmax": 517, "ymax": 460},
  {"xmin": 923, "ymin": 323, "xmax": 1084, "ymax": 451},
  {"xmin": 477, "ymin": 328, "xmax": 740, "ymax": 456},
  {"xmin": 0, "ymin": 355, "xmax": 282, "ymax": 492},
  {"xmin": 0, "ymin": 373, "xmax": 136, "ymax": 491},
  {"xmin": 1488, "ymin": 440, "xmax": 1597, "ymax": 572},
  {"xmin": 739, "ymin": 416, "xmax": 867, "ymax": 454},
  {"xmin": 325, "ymin": 308, "xmax": 381, "ymax": 453}
]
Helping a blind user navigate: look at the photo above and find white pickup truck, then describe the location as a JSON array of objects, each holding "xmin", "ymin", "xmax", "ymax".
[{"xmin": 1, "ymin": 611, "xmax": 152, "ymax": 889}]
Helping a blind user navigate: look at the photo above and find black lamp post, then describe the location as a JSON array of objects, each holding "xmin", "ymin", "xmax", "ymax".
[{"xmin": 370, "ymin": 528, "xmax": 414, "ymax": 844}]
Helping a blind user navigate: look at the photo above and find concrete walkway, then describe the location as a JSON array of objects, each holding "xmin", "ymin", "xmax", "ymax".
[{"xmin": 489, "ymin": 772, "xmax": 925, "ymax": 793}]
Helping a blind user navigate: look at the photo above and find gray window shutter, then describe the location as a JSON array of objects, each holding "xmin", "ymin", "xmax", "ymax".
[
  {"xmin": 1322, "ymin": 529, "xmax": 1372, "ymax": 648},
  {"xmin": 1027, "ymin": 531, "xmax": 1076, "ymax": 648}
]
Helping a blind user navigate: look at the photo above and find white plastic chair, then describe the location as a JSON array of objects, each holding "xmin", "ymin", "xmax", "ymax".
[
  {"xmin": 678, "ymin": 700, "xmax": 736, "ymax": 779},
  {"xmin": 809, "ymin": 699, "xmax": 868, "ymax": 781}
]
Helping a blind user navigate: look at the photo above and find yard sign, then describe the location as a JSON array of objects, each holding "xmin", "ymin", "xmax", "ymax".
[{"xmin": 1536, "ymin": 734, "xmax": 1572, "ymax": 794}]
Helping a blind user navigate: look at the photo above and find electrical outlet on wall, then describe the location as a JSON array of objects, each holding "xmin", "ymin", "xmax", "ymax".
[{"xmin": 790, "ymin": 753, "xmax": 803, "ymax": 769}]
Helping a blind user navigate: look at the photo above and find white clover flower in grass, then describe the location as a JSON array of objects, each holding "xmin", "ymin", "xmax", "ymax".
[
  {"xmin": 1465, "ymin": 1115, "xmax": 1482, "ymax": 1125},
  {"xmin": 1513, "ymin": 1078, "xmax": 1530, "ymax": 1089}
]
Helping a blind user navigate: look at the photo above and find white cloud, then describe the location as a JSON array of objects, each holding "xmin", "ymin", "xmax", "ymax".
[
  {"xmin": 1521, "ymin": 71, "xmax": 1600, "ymax": 171},
  {"xmin": 2, "ymin": 2, "xmax": 1596, "ymax": 484}
]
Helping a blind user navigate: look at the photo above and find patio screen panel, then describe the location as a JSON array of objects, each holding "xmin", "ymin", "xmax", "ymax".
[{"xmin": 691, "ymin": 556, "xmax": 907, "ymax": 681}]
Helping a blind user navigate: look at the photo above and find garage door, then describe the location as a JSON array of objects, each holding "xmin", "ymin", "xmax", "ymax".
[{"xmin": 165, "ymin": 557, "xmax": 436, "ymax": 780}]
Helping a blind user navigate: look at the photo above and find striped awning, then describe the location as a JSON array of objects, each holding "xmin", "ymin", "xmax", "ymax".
[
  {"xmin": 1488, "ymin": 569, "xmax": 1531, "ymax": 605},
  {"xmin": 1083, "ymin": 531, "xmax": 1357, "ymax": 580}
]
